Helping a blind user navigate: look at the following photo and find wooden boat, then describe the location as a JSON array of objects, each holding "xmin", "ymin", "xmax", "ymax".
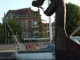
[{"xmin": 13, "ymin": 0, "xmax": 80, "ymax": 60}]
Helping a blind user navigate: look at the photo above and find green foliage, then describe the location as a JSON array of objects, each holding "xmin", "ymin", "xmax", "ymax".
[
  {"xmin": 52, "ymin": 22, "xmax": 55, "ymax": 26},
  {"xmin": 33, "ymin": 11, "xmax": 47, "ymax": 38},
  {"xmin": 66, "ymin": 3, "xmax": 80, "ymax": 36},
  {"xmin": 3, "ymin": 20, "xmax": 21, "ymax": 38}
]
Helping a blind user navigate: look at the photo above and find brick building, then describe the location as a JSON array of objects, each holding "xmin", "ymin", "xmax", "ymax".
[
  {"xmin": 3, "ymin": 8, "xmax": 39, "ymax": 40},
  {"xmin": 3, "ymin": 7, "xmax": 55, "ymax": 41}
]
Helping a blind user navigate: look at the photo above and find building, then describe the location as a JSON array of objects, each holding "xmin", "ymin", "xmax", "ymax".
[
  {"xmin": 3, "ymin": 8, "xmax": 39, "ymax": 40},
  {"xmin": 3, "ymin": 7, "xmax": 55, "ymax": 41}
]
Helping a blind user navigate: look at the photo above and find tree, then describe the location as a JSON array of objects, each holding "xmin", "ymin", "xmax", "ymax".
[
  {"xmin": 33, "ymin": 10, "xmax": 47, "ymax": 38},
  {"xmin": 52, "ymin": 22, "xmax": 55, "ymax": 26},
  {"xmin": 4, "ymin": 20, "xmax": 21, "ymax": 39},
  {"xmin": 66, "ymin": 3, "xmax": 80, "ymax": 36}
]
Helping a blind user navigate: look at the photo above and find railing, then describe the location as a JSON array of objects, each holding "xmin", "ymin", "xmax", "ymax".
[{"xmin": 24, "ymin": 38, "xmax": 50, "ymax": 41}]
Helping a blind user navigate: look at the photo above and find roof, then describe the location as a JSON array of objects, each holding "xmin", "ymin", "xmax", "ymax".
[{"xmin": 7, "ymin": 8, "xmax": 38, "ymax": 16}]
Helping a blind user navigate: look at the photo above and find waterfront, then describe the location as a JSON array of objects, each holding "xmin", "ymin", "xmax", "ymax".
[{"xmin": 0, "ymin": 42, "xmax": 55, "ymax": 60}]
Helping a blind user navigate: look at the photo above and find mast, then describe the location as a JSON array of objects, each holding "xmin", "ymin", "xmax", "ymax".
[
  {"xmin": 4, "ymin": 13, "xmax": 7, "ymax": 44},
  {"xmin": 48, "ymin": 0, "xmax": 53, "ymax": 46}
]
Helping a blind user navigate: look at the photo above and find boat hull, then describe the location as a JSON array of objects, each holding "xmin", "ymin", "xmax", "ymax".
[{"xmin": 15, "ymin": 50, "xmax": 55, "ymax": 60}]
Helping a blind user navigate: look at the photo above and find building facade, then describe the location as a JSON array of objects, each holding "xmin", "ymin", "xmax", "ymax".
[
  {"xmin": 3, "ymin": 8, "xmax": 39, "ymax": 40},
  {"xmin": 3, "ymin": 8, "xmax": 55, "ymax": 41}
]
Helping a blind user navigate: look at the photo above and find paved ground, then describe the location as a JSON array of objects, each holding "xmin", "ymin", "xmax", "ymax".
[{"xmin": 0, "ymin": 44, "xmax": 17, "ymax": 52}]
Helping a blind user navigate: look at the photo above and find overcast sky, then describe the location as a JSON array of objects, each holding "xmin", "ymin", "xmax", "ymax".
[{"xmin": 0, "ymin": 0, "xmax": 80, "ymax": 23}]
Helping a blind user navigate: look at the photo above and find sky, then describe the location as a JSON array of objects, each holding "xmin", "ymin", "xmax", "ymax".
[{"xmin": 0, "ymin": 0, "xmax": 80, "ymax": 23}]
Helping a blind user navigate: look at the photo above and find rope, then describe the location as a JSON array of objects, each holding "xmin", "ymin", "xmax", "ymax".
[
  {"xmin": 66, "ymin": 14, "xmax": 74, "ymax": 27},
  {"xmin": 5, "ymin": 21, "xmax": 22, "ymax": 48},
  {"xmin": 66, "ymin": 0, "xmax": 80, "ymax": 27}
]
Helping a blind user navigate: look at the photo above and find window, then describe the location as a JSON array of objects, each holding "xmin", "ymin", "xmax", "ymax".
[
  {"xmin": 22, "ymin": 32, "xmax": 26, "ymax": 39},
  {"xmin": 33, "ymin": 21, "xmax": 37, "ymax": 27},
  {"xmin": 28, "ymin": 21, "xmax": 31, "ymax": 29},
  {"xmin": 9, "ymin": 15, "xmax": 13, "ymax": 19},
  {"xmin": 28, "ymin": 32, "xmax": 31, "ymax": 38},
  {"xmin": 7, "ymin": 15, "xmax": 10, "ymax": 19},
  {"xmin": 8, "ymin": 15, "xmax": 10, "ymax": 19},
  {"xmin": 21, "ymin": 21, "xmax": 26, "ymax": 29},
  {"xmin": 7, "ymin": 16, "xmax": 8, "ymax": 19},
  {"xmin": 26, "ymin": 33, "xmax": 28, "ymax": 38},
  {"xmin": 13, "ymin": 15, "xmax": 15, "ymax": 18}
]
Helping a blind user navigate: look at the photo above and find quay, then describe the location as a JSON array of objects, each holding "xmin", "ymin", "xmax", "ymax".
[
  {"xmin": 0, "ymin": 42, "xmax": 52, "ymax": 60},
  {"xmin": 0, "ymin": 44, "xmax": 17, "ymax": 60}
]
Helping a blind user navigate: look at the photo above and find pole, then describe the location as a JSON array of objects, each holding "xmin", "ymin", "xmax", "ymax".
[
  {"xmin": 48, "ymin": 0, "xmax": 53, "ymax": 46},
  {"xmin": 4, "ymin": 13, "xmax": 7, "ymax": 44}
]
